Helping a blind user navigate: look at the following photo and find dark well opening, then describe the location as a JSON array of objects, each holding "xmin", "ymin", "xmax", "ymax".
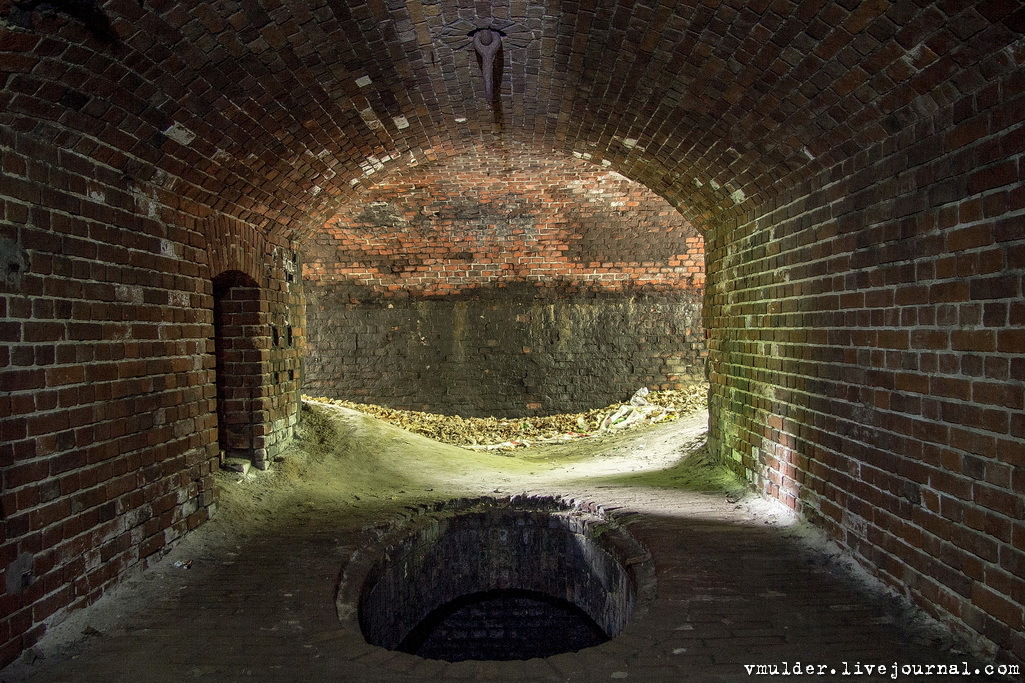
[
  {"xmin": 337, "ymin": 497, "xmax": 654, "ymax": 662},
  {"xmin": 397, "ymin": 588, "xmax": 609, "ymax": 661}
]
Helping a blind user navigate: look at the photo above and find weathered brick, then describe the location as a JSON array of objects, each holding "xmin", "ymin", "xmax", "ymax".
[{"xmin": 2, "ymin": 0, "xmax": 1023, "ymax": 672}]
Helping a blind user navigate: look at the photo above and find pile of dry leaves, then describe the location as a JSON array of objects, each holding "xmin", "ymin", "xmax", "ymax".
[{"xmin": 303, "ymin": 383, "xmax": 707, "ymax": 449}]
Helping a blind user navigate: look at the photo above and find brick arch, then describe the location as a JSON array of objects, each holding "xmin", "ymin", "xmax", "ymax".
[
  {"xmin": 302, "ymin": 144, "xmax": 708, "ymax": 415},
  {"xmin": 8, "ymin": 0, "xmax": 1012, "ymax": 244},
  {"xmin": 205, "ymin": 216, "xmax": 268, "ymax": 288},
  {"xmin": 304, "ymin": 143, "xmax": 705, "ymax": 296}
]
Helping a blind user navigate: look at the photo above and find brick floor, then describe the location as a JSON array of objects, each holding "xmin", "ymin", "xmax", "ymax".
[{"xmin": 0, "ymin": 411, "xmax": 1014, "ymax": 683}]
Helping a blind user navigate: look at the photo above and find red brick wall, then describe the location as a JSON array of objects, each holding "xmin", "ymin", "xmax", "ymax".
[
  {"xmin": 303, "ymin": 147, "xmax": 707, "ymax": 415},
  {"xmin": 0, "ymin": 126, "xmax": 209, "ymax": 662},
  {"xmin": 0, "ymin": 0, "xmax": 1020, "ymax": 671},
  {"xmin": 0, "ymin": 46, "xmax": 305, "ymax": 675},
  {"xmin": 212, "ymin": 271, "xmax": 302, "ymax": 469},
  {"xmin": 304, "ymin": 145, "xmax": 705, "ymax": 296},
  {"xmin": 213, "ymin": 273, "xmax": 262, "ymax": 459},
  {"xmin": 0, "ymin": 123, "xmax": 305, "ymax": 664},
  {"xmin": 706, "ymin": 71, "xmax": 1025, "ymax": 662}
]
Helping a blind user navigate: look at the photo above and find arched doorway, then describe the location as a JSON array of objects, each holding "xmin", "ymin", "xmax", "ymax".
[{"xmin": 212, "ymin": 270, "xmax": 266, "ymax": 468}]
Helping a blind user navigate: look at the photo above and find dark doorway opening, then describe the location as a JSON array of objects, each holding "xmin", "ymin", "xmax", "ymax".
[{"xmin": 212, "ymin": 270, "xmax": 262, "ymax": 463}]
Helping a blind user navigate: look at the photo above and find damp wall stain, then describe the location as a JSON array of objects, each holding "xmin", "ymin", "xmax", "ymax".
[{"xmin": 304, "ymin": 285, "xmax": 706, "ymax": 417}]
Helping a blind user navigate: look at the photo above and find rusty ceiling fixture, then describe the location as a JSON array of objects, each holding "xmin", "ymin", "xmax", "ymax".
[
  {"xmin": 435, "ymin": 18, "xmax": 532, "ymax": 111},
  {"xmin": 471, "ymin": 28, "xmax": 503, "ymax": 107}
]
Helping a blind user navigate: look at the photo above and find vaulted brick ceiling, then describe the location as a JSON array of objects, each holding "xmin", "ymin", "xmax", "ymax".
[{"xmin": 15, "ymin": 0, "xmax": 1019, "ymax": 240}]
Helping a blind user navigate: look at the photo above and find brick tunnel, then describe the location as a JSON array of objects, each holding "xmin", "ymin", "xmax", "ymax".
[{"xmin": 0, "ymin": 0, "xmax": 1023, "ymax": 677}]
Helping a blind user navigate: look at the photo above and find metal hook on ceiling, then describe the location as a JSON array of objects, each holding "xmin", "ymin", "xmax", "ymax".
[{"xmin": 472, "ymin": 28, "xmax": 502, "ymax": 107}]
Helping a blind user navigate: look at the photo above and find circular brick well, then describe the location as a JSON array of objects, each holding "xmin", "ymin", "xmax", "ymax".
[{"xmin": 336, "ymin": 497, "xmax": 655, "ymax": 662}]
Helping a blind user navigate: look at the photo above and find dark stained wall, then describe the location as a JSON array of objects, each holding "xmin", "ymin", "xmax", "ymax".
[{"xmin": 305, "ymin": 287, "xmax": 704, "ymax": 416}]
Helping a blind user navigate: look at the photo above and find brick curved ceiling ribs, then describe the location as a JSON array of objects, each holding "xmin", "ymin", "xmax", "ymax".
[{"xmin": 10, "ymin": 0, "xmax": 1018, "ymax": 242}]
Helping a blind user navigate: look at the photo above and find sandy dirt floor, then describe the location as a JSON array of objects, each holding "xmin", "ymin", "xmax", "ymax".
[
  {"xmin": 5, "ymin": 401, "xmax": 752, "ymax": 664},
  {"xmin": 2, "ymin": 399, "xmax": 1001, "ymax": 681}
]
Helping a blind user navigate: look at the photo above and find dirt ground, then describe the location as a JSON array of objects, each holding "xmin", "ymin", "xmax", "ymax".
[
  {"xmin": 214, "ymin": 398, "xmax": 745, "ymax": 540},
  {"xmin": 2, "ymin": 398, "xmax": 989, "ymax": 681},
  {"xmin": 7, "ymin": 400, "xmax": 748, "ymax": 663}
]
